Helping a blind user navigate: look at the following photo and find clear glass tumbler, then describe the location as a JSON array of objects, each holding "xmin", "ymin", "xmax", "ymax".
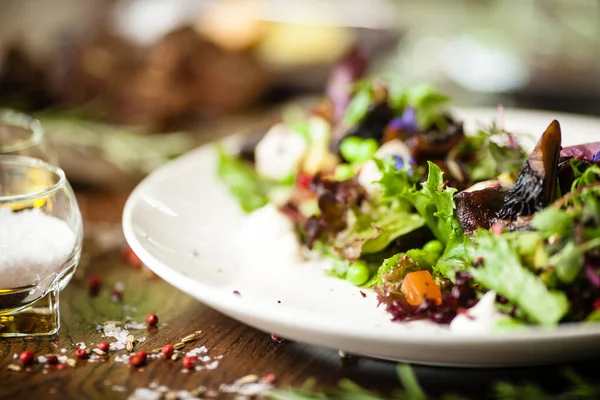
[
  {"xmin": 0, "ymin": 156, "xmax": 82, "ymax": 337},
  {"xmin": 0, "ymin": 109, "xmax": 57, "ymax": 164}
]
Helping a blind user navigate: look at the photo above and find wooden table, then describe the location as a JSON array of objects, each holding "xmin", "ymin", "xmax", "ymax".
[{"xmin": 1, "ymin": 189, "xmax": 600, "ymax": 400}]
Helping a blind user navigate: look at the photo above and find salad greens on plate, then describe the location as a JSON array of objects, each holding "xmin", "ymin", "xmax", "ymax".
[{"xmin": 216, "ymin": 46, "xmax": 600, "ymax": 329}]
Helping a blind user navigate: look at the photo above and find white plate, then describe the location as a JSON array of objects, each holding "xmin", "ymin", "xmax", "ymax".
[{"xmin": 123, "ymin": 107, "xmax": 600, "ymax": 367}]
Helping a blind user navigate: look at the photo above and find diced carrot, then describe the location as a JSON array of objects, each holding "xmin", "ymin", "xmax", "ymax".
[{"xmin": 401, "ymin": 270, "xmax": 442, "ymax": 306}]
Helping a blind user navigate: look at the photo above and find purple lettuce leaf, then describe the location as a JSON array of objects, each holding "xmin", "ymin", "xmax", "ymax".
[
  {"xmin": 325, "ymin": 46, "xmax": 368, "ymax": 123},
  {"xmin": 561, "ymin": 142, "xmax": 600, "ymax": 161}
]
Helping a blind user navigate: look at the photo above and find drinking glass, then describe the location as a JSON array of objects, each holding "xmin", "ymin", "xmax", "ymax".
[
  {"xmin": 0, "ymin": 156, "xmax": 82, "ymax": 337},
  {"xmin": 0, "ymin": 109, "xmax": 57, "ymax": 164}
]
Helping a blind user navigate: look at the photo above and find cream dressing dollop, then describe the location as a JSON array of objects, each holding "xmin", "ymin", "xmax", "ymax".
[
  {"xmin": 240, "ymin": 204, "xmax": 304, "ymax": 266},
  {"xmin": 449, "ymin": 291, "xmax": 509, "ymax": 334}
]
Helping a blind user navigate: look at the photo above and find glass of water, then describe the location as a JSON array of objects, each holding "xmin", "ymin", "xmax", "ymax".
[
  {"xmin": 0, "ymin": 156, "xmax": 82, "ymax": 337},
  {"xmin": 0, "ymin": 109, "xmax": 57, "ymax": 164}
]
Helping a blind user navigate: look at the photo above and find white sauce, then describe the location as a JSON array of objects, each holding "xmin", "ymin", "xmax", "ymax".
[
  {"xmin": 449, "ymin": 291, "xmax": 509, "ymax": 334},
  {"xmin": 255, "ymin": 123, "xmax": 307, "ymax": 181},
  {"xmin": 240, "ymin": 204, "xmax": 303, "ymax": 267},
  {"xmin": 357, "ymin": 139, "xmax": 412, "ymax": 195}
]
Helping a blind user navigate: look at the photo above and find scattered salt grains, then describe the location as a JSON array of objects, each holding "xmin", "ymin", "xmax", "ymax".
[
  {"xmin": 124, "ymin": 321, "xmax": 147, "ymax": 330},
  {"xmin": 58, "ymin": 355, "xmax": 68, "ymax": 364},
  {"xmin": 37, "ymin": 356, "xmax": 47, "ymax": 364},
  {"xmin": 60, "ymin": 348, "xmax": 67, "ymax": 354},
  {"xmin": 0, "ymin": 208, "xmax": 76, "ymax": 288},
  {"xmin": 112, "ymin": 385, "xmax": 127, "ymax": 392},
  {"xmin": 185, "ymin": 346, "xmax": 207, "ymax": 356},
  {"xmin": 219, "ymin": 380, "xmax": 273, "ymax": 399},
  {"xmin": 13, "ymin": 353, "xmax": 18, "ymax": 359}
]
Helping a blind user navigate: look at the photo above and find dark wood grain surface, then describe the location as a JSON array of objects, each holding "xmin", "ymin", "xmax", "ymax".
[{"xmin": 2, "ymin": 189, "xmax": 600, "ymax": 400}]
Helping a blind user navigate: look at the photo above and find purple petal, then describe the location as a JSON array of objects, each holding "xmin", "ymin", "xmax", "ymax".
[
  {"xmin": 326, "ymin": 46, "xmax": 368, "ymax": 123},
  {"xmin": 393, "ymin": 155, "xmax": 405, "ymax": 170},
  {"xmin": 392, "ymin": 155, "xmax": 414, "ymax": 175},
  {"xmin": 560, "ymin": 142, "xmax": 600, "ymax": 161},
  {"xmin": 388, "ymin": 107, "xmax": 419, "ymax": 133}
]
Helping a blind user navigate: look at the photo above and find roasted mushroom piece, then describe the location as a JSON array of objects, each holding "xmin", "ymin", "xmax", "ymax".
[
  {"xmin": 404, "ymin": 118, "xmax": 465, "ymax": 163},
  {"xmin": 496, "ymin": 120, "xmax": 562, "ymax": 221},
  {"xmin": 454, "ymin": 186, "xmax": 508, "ymax": 235},
  {"xmin": 340, "ymin": 103, "xmax": 395, "ymax": 146}
]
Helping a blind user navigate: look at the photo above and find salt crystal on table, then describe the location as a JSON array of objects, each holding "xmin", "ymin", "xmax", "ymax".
[{"xmin": 0, "ymin": 208, "xmax": 76, "ymax": 289}]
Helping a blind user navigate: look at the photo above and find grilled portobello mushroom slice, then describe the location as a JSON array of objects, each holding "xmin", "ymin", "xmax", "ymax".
[{"xmin": 496, "ymin": 120, "xmax": 562, "ymax": 221}]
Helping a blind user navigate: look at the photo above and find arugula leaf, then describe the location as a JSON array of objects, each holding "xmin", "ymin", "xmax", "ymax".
[
  {"xmin": 549, "ymin": 241, "xmax": 585, "ymax": 284},
  {"xmin": 388, "ymin": 84, "xmax": 451, "ymax": 130},
  {"xmin": 333, "ymin": 203, "xmax": 425, "ymax": 260},
  {"xmin": 531, "ymin": 208, "xmax": 574, "ymax": 238},
  {"xmin": 434, "ymin": 235, "xmax": 470, "ymax": 281},
  {"xmin": 374, "ymin": 160, "xmax": 466, "ymax": 279},
  {"xmin": 343, "ymin": 85, "xmax": 374, "ymax": 126},
  {"xmin": 362, "ymin": 211, "xmax": 425, "ymax": 254},
  {"xmin": 550, "ymin": 238, "xmax": 600, "ymax": 284},
  {"xmin": 468, "ymin": 230, "xmax": 569, "ymax": 325},
  {"xmin": 573, "ymin": 164, "xmax": 600, "ymax": 190},
  {"xmin": 408, "ymin": 162, "xmax": 463, "ymax": 246},
  {"xmin": 373, "ymin": 157, "xmax": 415, "ymax": 200},
  {"xmin": 216, "ymin": 144, "xmax": 274, "ymax": 213},
  {"xmin": 365, "ymin": 252, "xmax": 404, "ymax": 287}
]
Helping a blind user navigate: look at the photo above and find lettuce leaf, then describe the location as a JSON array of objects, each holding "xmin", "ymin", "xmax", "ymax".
[
  {"xmin": 374, "ymin": 160, "xmax": 467, "ymax": 279},
  {"xmin": 216, "ymin": 144, "xmax": 274, "ymax": 213},
  {"xmin": 407, "ymin": 162, "xmax": 463, "ymax": 246},
  {"xmin": 332, "ymin": 202, "xmax": 425, "ymax": 260},
  {"xmin": 468, "ymin": 230, "xmax": 569, "ymax": 325}
]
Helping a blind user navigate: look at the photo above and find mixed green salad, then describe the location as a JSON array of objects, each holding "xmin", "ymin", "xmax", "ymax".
[{"xmin": 216, "ymin": 47, "xmax": 600, "ymax": 328}]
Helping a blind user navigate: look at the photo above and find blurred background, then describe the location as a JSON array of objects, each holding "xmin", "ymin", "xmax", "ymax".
[{"xmin": 1, "ymin": 0, "xmax": 599, "ymax": 189}]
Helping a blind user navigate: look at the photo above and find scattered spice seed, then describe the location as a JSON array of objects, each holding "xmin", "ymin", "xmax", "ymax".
[
  {"xmin": 182, "ymin": 356, "xmax": 197, "ymax": 369},
  {"xmin": 97, "ymin": 342, "xmax": 110, "ymax": 353},
  {"xmin": 190, "ymin": 387, "xmax": 206, "ymax": 397},
  {"xmin": 126, "ymin": 335, "xmax": 135, "ymax": 352},
  {"xmin": 88, "ymin": 275, "xmax": 101, "ymax": 296},
  {"xmin": 129, "ymin": 352, "xmax": 147, "ymax": 368},
  {"xmin": 46, "ymin": 355, "xmax": 59, "ymax": 365},
  {"xmin": 165, "ymin": 392, "xmax": 177, "ymax": 400},
  {"xmin": 233, "ymin": 290, "xmax": 241, "ymax": 296},
  {"xmin": 181, "ymin": 331, "xmax": 202, "ymax": 343},
  {"xmin": 235, "ymin": 375, "xmax": 259, "ymax": 385},
  {"xmin": 271, "ymin": 334, "xmax": 284, "ymax": 343},
  {"xmin": 174, "ymin": 342, "xmax": 185, "ymax": 350},
  {"xmin": 7, "ymin": 364, "xmax": 22, "ymax": 372},
  {"xmin": 359, "ymin": 291, "xmax": 366, "ymax": 298},
  {"xmin": 161, "ymin": 344, "xmax": 175, "ymax": 359},
  {"xmin": 92, "ymin": 348, "xmax": 107, "ymax": 356},
  {"xmin": 66, "ymin": 359, "xmax": 77, "ymax": 368},
  {"xmin": 75, "ymin": 348, "xmax": 87, "ymax": 359},
  {"xmin": 19, "ymin": 351, "xmax": 35, "ymax": 366},
  {"xmin": 171, "ymin": 352, "xmax": 182, "ymax": 361},
  {"xmin": 146, "ymin": 314, "xmax": 159, "ymax": 326},
  {"xmin": 260, "ymin": 373, "xmax": 276, "ymax": 384},
  {"xmin": 110, "ymin": 289, "xmax": 122, "ymax": 302}
]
